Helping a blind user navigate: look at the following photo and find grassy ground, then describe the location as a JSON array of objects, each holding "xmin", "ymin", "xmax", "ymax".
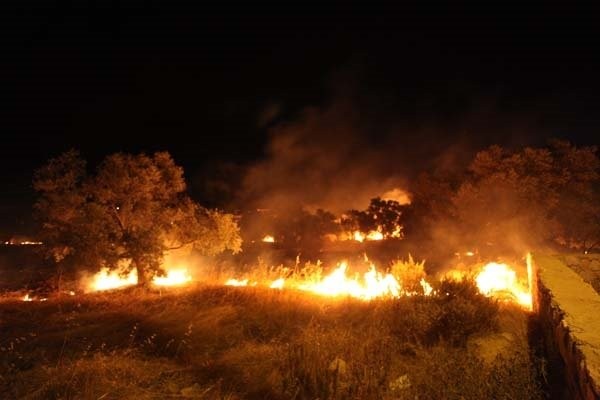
[{"xmin": 1, "ymin": 282, "xmax": 544, "ymax": 399}]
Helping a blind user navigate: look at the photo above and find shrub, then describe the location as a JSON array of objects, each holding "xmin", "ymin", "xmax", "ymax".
[
  {"xmin": 428, "ymin": 279, "xmax": 499, "ymax": 346},
  {"xmin": 390, "ymin": 254, "xmax": 427, "ymax": 294}
]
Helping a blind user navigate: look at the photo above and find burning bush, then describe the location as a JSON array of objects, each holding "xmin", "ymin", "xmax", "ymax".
[{"xmin": 390, "ymin": 254, "xmax": 427, "ymax": 294}]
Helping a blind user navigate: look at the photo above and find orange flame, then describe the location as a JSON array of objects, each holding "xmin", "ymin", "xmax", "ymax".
[
  {"xmin": 223, "ymin": 255, "xmax": 533, "ymax": 309},
  {"xmin": 353, "ymin": 231, "xmax": 365, "ymax": 242},
  {"xmin": 87, "ymin": 265, "xmax": 193, "ymax": 292},
  {"xmin": 225, "ymin": 278, "xmax": 250, "ymax": 287},
  {"xmin": 474, "ymin": 258, "xmax": 532, "ymax": 310},
  {"xmin": 21, "ymin": 293, "xmax": 47, "ymax": 302},
  {"xmin": 365, "ymin": 231, "xmax": 384, "ymax": 241},
  {"xmin": 152, "ymin": 268, "xmax": 192, "ymax": 286},
  {"xmin": 298, "ymin": 262, "xmax": 401, "ymax": 300},
  {"xmin": 88, "ymin": 268, "xmax": 138, "ymax": 292},
  {"xmin": 269, "ymin": 278, "xmax": 285, "ymax": 289},
  {"xmin": 343, "ymin": 226, "xmax": 399, "ymax": 242},
  {"xmin": 225, "ymin": 261, "xmax": 432, "ymax": 301}
]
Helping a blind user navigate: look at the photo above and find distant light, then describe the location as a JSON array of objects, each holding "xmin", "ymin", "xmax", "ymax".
[{"xmin": 3, "ymin": 240, "xmax": 43, "ymax": 246}]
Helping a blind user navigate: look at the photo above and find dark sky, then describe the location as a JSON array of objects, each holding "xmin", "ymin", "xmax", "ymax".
[{"xmin": 1, "ymin": 2, "xmax": 599, "ymax": 233}]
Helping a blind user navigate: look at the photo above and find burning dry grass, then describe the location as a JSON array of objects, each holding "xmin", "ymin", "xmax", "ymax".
[
  {"xmin": 221, "ymin": 255, "xmax": 532, "ymax": 309},
  {"xmin": 1, "ymin": 281, "xmax": 544, "ymax": 399}
]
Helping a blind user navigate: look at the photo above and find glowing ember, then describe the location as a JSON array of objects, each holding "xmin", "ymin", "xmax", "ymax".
[
  {"xmin": 21, "ymin": 293, "xmax": 47, "ymax": 302},
  {"xmin": 152, "ymin": 269, "xmax": 192, "ymax": 286},
  {"xmin": 262, "ymin": 235, "xmax": 275, "ymax": 243},
  {"xmin": 475, "ymin": 260, "xmax": 532, "ymax": 310}
]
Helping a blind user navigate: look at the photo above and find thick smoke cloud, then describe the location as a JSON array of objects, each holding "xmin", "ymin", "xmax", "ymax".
[
  {"xmin": 238, "ymin": 87, "xmax": 539, "ymax": 216},
  {"xmin": 240, "ymin": 98, "xmax": 411, "ymax": 214}
]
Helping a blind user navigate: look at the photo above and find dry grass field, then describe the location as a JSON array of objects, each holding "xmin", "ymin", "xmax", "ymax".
[{"xmin": 1, "ymin": 279, "xmax": 545, "ymax": 399}]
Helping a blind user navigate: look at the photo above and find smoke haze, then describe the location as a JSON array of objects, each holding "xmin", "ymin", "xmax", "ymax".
[{"xmin": 237, "ymin": 73, "xmax": 542, "ymax": 215}]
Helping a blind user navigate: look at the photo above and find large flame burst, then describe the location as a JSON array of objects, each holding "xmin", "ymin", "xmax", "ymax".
[{"xmin": 473, "ymin": 254, "xmax": 533, "ymax": 310}]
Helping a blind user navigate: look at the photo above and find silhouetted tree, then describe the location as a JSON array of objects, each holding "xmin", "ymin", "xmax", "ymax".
[
  {"xmin": 274, "ymin": 208, "xmax": 340, "ymax": 253},
  {"xmin": 453, "ymin": 141, "xmax": 599, "ymax": 251},
  {"xmin": 34, "ymin": 150, "xmax": 242, "ymax": 287},
  {"xmin": 341, "ymin": 197, "xmax": 406, "ymax": 238}
]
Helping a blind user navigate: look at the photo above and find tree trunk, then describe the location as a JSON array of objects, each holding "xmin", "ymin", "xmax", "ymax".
[{"xmin": 133, "ymin": 260, "xmax": 150, "ymax": 288}]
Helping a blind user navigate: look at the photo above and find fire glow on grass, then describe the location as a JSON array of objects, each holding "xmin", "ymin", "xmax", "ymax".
[
  {"xmin": 83, "ymin": 254, "xmax": 533, "ymax": 310},
  {"xmin": 224, "ymin": 256, "xmax": 533, "ymax": 309},
  {"xmin": 225, "ymin": 261, "xmax": 432, "ymax": 301}
]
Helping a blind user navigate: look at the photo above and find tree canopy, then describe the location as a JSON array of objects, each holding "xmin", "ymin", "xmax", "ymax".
[
  {"xmin": 454, "ymin": 141, "xmax": 599, "ymax": 251},
  {"xmin": 409, "ymin": 140, "xmax": 599, "ymax": 253},
  {"xmin": 341, "ymin": 197, "xmax": 406, "ymax": 238},
  {"xmin": 34, "ymin": 150, "xmax": 242, "ymax": 286}
]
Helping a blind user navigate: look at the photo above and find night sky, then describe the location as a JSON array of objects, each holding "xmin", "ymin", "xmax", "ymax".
[{"xmin": 1, "ymin": 2, "xmax": 599, "ymax": 233}]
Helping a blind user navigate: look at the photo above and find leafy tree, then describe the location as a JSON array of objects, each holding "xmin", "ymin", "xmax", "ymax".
[
  {"xmin": 341, "ymin": 197, "xmax": 406, "ymax": 238},
  {"xmin": 274, "ymin": 208, "xmax": 340, "ymax": 252},
  {"xmin": 340, "ymin": 209, "xmax": 372, "ymax": 233},
  {"xmin": 34, "ymin": 150, "xmax": 242, "ymax": 287},
  {"xmin": 452, "ymin": 141, "xmax": 599, "ymax": 252},
  {"xmin": 409, "ymin": 171, "xmax": 458, "ymax": 227},
  {"xmin": 365, "ymin": 197, "xmax": 406, "ymax": 237}
]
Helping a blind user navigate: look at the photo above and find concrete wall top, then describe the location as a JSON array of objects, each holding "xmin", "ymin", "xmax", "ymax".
[{"xmin": 535, "ymin": 254, "xmax": 600, "ymax": 391}]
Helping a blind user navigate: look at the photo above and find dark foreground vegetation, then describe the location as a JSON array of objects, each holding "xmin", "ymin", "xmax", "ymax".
[{"xmin": 1, "ymin": 281, "xmax": 544, "ymax": 400}]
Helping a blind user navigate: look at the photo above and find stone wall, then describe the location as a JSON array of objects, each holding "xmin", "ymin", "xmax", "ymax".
[
  {"xmin": 557, "ymin": 254, "xmax": 600, "ymax": 295},
  {"xmin": 533, "ymin": 254, "xmax": 600, "ymax": 399}
]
